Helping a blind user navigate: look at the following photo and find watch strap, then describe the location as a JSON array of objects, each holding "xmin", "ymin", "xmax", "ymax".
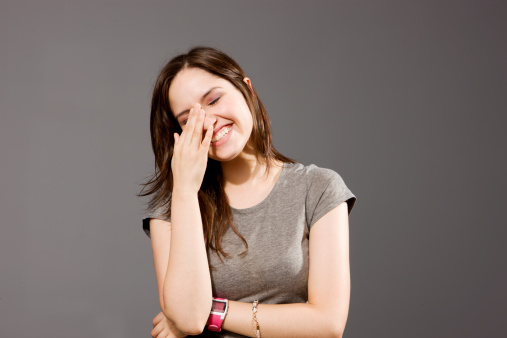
[{"xmin": 207, "ymin": 297, "xmax": 229, "ymax": 332}]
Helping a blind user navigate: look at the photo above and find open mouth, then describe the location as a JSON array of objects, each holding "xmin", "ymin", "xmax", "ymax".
[{"xmin": 211, "ymin": 124, "xmax": 233, "ymax": 143}]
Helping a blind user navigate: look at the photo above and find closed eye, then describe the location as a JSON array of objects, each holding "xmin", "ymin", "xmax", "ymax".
[
  {"xmin": 181, "ymin": 96, "xmax": 221, "ymax": 126},
  {"xmin": 209, "ymin": 96, "xmax": 220, "ymax": 106}
]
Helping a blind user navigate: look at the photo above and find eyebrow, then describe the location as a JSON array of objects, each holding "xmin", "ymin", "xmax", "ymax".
[{"xmin": 175, "ymin": 86, "xmax": 222, "ymax": 120}]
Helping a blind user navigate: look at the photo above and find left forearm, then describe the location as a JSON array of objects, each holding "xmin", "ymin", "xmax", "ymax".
[{"xmin": 222, "ymin": 301, "xmax": 342, "ymax": 338}]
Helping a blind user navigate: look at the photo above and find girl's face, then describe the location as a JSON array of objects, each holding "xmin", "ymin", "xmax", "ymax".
[{"xmin": 169, "ymin": 67, "xmax": 254, "ymax": 162}]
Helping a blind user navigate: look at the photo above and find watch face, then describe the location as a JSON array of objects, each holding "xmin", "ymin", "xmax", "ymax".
[{"xmin": 212, "ymin": 300, "xmax": 226, "ymax": 313}]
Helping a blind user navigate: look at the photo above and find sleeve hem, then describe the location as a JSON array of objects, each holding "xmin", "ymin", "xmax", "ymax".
[
  {"xmin": 308, "ymin": 192, "xmax": 356, "ymax": 231},
  {"xmin": 142, "ymin": 218, "xmax": 151, "ymax": 239}
]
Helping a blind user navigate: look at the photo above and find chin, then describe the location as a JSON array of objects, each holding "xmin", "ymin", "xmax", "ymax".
[
  {"xmin": 208, "ymin": 139, "xmax": 248, "ymax": 162},
  {"xmin": 208, "ymin": 153, "xmax": 239, "ymax": 162},
  {"xmin": 208, "ymin": 145, "xmax": 245, "ymax": 162}
]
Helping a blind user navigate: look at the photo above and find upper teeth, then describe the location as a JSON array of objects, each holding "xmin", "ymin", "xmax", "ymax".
[{"xmin": 212, "ymin": 125, "xmax": 232, "ymax": 142}]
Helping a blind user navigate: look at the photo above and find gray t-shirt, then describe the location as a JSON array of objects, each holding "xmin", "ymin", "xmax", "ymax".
[{"xmin": 142, "ymin": 162, "xmax": 357, "ymax": 337}]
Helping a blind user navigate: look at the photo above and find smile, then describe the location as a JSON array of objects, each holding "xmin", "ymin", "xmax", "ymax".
[{"xmin": 211, "ymin": 125, "xmax": 232, "ymax": 143}]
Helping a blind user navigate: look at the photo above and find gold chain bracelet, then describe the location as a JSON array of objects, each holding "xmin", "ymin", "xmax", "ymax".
[{"xmin": 251, "ymin": 300, "xmax": 261, "ymax": 338}]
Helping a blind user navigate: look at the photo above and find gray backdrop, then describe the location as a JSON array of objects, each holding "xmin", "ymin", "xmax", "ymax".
[{"xmin": 1, "ymin": 1, "xmax": 506, "ymax": 337}]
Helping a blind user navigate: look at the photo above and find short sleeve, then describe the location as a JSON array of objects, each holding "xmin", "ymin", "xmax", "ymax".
[
  {"xmin": 306, "ymin": 168, "xmax": 357, "ymax": 230},
  {"xmin": 142, "ymin": 199, "xmax": 171, "ymax": 239}
]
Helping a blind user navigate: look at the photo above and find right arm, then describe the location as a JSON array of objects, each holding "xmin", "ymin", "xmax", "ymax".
[
  {"xmin": 162, "ymin": 190, "xmax": 212, "ymax": 333},
  {"xmin": 150, "ymin": 193, "xmax": 211, "ymax": 336},
  {"xmin": 150, "ymin": 103, "xmax": 215, "ymax": 336}
]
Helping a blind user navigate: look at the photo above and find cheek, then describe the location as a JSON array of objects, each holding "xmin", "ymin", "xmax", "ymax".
[
  {"xmin": 236, "ymin": 100, "xmax": 253, "ymax": 123},
  {"xmin": 244, "ymin": 107, "xmax": 254, "ymax": 128}
]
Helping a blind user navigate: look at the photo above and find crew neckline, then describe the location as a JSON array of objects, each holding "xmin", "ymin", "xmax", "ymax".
[{"xmin": 230, "ymin": 162, "xmax": 289, "ymax": 213}]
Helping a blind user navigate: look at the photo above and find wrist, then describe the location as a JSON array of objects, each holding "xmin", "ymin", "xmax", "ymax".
[
  {"xmin": 172, "ymin": 186, "xmax": 199, "ymax": 197},
  {"xmin": 207, "ymin": 297, "xmax": 229, "ymax": 332}
]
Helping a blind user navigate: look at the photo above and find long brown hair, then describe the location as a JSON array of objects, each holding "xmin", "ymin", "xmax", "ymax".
[{"xmin": 137, "ymin": 46, "xmax": 296, "ymax": 262}]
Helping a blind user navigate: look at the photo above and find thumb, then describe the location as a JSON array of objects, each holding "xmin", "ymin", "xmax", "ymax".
[{"xmin": 174, "ymin": 133, "xmax": 179, "ymax": 144}]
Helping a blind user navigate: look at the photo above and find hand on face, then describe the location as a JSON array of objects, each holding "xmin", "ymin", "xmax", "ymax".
[
  {"xmin": 169, "ymin": 67, "xmax": 254, "ymax": 163},
  {"xmin": 171, "ymin": 103, "xmax": 215, "ymax": 194},
  {"xmin": 202, "ymin": 111, "xmax": 217, "ymax": 137}
]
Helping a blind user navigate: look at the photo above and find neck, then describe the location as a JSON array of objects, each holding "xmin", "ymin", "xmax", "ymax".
[{"xmin": 219, "ymin": 146, "xmax": 281, "ymax": 189}]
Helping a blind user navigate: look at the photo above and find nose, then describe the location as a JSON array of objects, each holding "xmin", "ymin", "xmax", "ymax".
[{"xmin": 203, "ymin": 113, "xmax": 217, "ymax": 132}]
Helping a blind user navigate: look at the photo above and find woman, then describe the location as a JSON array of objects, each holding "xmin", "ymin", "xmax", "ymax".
[{"xmin": 138, "ymin": 46, "xmax": 357, "ymax": 338}]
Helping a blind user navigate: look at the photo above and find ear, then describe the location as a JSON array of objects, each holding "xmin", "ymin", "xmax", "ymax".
[{"xmin": 243, "ymin": 76, "xmax": 253, "ymax": 92}]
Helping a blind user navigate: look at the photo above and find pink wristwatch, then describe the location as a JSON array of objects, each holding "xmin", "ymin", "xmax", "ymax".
[{"xmin": 207, "ymin": 297, "xmax": 229, "ymax": 332}]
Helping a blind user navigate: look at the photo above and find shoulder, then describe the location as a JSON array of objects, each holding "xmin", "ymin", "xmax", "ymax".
[
  {"xmin": 141, "ymin": 192, "xmax": 172, "ymax": 239},
  {"xmin": 298, "ymin": 163, "xmax": 357, "ymax": 222},
  {"xmin": 287, "ymin": 162, "xmax": 344, "ymax": 189},
  {"xmin": 305, "ymin": 164, "xmax": 342, "ymax": 182}
]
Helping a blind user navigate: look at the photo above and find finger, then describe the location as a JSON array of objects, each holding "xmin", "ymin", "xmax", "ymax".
[
  {"xmin": 167, "ymin": 331, "xmax": 178, "ymax": 338},
  {"xmin": 152, "ymin": 312, "xmax": 163, "ymax": 327},
  {"xmin": 180, "ymin": 103, "xmax": 200, "ymax": 145},
  {"xmin": 151, "ymin": 319, "xmax": 164, "ymax": 337},
  {"xmin": 150, "ymin": 324, "xmax": 163, "ymax": 338},
  {"xmin": 201, "ymin": 123, "xmax": 213, "ymax": 151},
  {"xmin": 173, "ymin": 133, "xmax": 179, "ymax": 146},
  {"xmin": 190, "ymin": 108, "xmax": 205, "ymax": 146}
]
